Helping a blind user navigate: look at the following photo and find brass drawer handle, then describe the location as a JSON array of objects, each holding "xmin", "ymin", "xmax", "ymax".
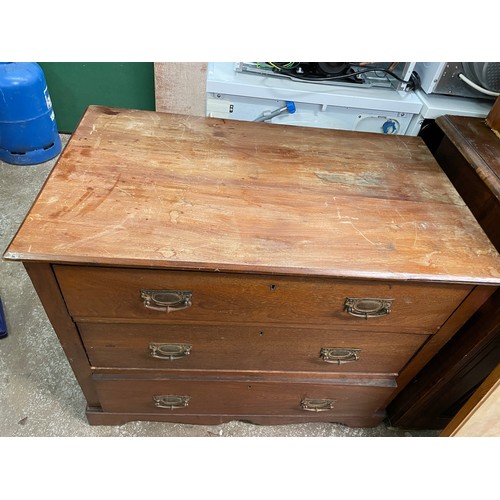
[
  {"xmin": 300, "ymin": 398, "xmax": 336, "ymax": 412},
  {"xmin": 140, "ymin": 289, "xmax": 192, "ymax": 313},
  {"xmin": 320, "ymin": 347, "xmax": 361, "ymax": 364},
  {"xmin": 153, "ymin": 395, "xmax": 190, "ymax": 409},
  {"xmin": 344, "ymin": 297, "xmax": 393, "ymax": 319},
  {"xmin": 150, "ymin": 343, "xmax": 192, "ymax": 360}
]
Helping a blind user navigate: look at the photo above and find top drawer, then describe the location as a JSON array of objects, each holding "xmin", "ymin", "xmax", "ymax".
[{"xmin": 54, "ymin": 266, "xmax": 472, "ymax": 334}]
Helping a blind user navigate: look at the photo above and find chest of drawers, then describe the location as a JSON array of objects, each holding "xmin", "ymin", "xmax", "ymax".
[{"xmin": 5, "ymin": 106, "xmax": 499, "ymax": 426}]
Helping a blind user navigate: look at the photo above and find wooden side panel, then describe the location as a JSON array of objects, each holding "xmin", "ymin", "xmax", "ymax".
[
  {"xmin": 387, "ymin": 285, "xmax": 497, "ymax": 404},
  {"xmin": 387, "ymin": 288, "xmax": 500, "ymax": 428},
  {"xmin": 23, "ymin": 262, "xmax": 100, "ymax": 407}
]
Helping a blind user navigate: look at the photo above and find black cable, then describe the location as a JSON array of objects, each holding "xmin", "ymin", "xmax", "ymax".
[
  {"xmin": 268, "ymin": 63, "xmax": 415, "ymax": 87},
  {"xmin": 409, "ymin": 71, "xmax": 421, "ymax": 91}
]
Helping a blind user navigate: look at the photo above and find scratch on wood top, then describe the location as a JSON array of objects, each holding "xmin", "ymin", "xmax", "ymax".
[
  {"xmin": 339, "ymin": 221, "xmax": 377, "ymax": 246},
  {"xmin": 3, "ymin": 106, "xmax": 499, "ymax": 284}
]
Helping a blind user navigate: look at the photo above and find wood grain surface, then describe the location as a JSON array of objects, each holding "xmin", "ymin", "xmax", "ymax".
[
  {"xmin": 93, "ymin": 375, "xmax": 395, "ymax": 416},
  {"xmin": 79, "ymin": 322, "xmax": 428, "ymax": 375},
  {"xmin": 5, "ymin": 106, "xmax": 500, "ymax": 284},
  {"xmin": 54, "ymin": 265, "xmax": 471, "ymax": 334},
  {"xmin": 437, "ymin": 115, "xmax": 500, "ymax": 193}
]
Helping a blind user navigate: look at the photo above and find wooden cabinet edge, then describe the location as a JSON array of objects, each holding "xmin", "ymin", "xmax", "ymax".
[
  {"xmin": 85, "ymin": 407, "xmax": 386, "ymax": 427},
  {"xmin": 23, "ymin": 262, "xmax": 100, "ymax": 407},
  {"xmin": 384, "ymin": 285, "xmax": 498, "ymax": 407}
]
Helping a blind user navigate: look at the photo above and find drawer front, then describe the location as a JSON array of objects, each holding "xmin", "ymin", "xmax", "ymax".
[
  {"xmin": 93, "ymin": 376, "xmax": 395, "ymax": 417},
  {"xmin": 55, "ymin": 265, "xmax": 472, "ymax": 333},
  {"xmin": 80, "ymin": 323, "xmax": 428, "ymax": 375}
]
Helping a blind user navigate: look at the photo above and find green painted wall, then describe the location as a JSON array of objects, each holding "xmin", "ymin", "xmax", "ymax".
[{"xmin": 39, "ymin": 62, "xmax": 155, "ymax": 133}]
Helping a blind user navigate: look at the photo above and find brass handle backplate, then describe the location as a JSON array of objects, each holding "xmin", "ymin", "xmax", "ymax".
[
  {"xmin": 149, "ymin": 343, "xmax": 192, "ymax": 360},
  {"xmin": 300, "ymin": 398, "xmax": 336, "ymax": 412},
  {"xmin": 153, "ymin": 395, "xmax": 190, "ymax": 409},
  {"xmin": 141, "ymin": 289, "xmax": 192, "ymax": 313},
  {"xmin": 344, "ymin": 297, "xmax": 393, "ymax": 319},
  {"xmin": 320, "ymin": 347, "xmax": 361, "ymax": 365}
]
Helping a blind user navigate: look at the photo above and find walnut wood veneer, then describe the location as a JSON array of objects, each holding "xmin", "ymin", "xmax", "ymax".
[{"xmin": 5, "ymin": 106, "xmax": 499, "ymax": 426}]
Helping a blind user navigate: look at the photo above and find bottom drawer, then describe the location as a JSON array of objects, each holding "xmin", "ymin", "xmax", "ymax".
[{"xmin": 93, "ymin": 375, "xmax": 395, "ymax": 418}]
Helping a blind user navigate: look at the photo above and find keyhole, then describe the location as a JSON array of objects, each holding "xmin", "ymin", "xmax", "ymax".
[
  {"xmin": 270, "ymin": 284, "xmax": 277, "ymax": 291},
  {"xmin": 259, "ymin": 331, "xmax": 264, "ymax": 336}
]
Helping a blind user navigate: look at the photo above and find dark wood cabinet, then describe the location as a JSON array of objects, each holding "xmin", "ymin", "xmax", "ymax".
[
  {"xmin": 4, "ymin": 107, "xmax": 499, "ymax": 426},
  {"xmin": 387, "ymin": 115, "xmax": 500, "ymax": 429}
]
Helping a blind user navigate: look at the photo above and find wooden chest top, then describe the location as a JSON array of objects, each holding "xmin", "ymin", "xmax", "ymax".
[{"xmin": 5, "ymin": 106, "xmax": 499, "ymax": 284}]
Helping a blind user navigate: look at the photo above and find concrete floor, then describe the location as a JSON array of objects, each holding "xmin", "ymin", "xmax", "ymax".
[{"xmin": 0, "ymin": 135, "xmax": 440, "ymax": 437}]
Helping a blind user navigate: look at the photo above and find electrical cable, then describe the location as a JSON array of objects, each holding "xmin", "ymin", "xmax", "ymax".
[
  {"xmin": 265, "ymin": 62, "xmax": 300, "ymax": 70},
  {"xmin": 410, "ymin": 71, "xmax": 421, "ymax": 92},
  {"xmin": 266, "ymin": 62, "xmax": 414, "ymax": 86},
  {"xmin": 458, "ymin": 73, "xmax": 500, "ymax": 97}
]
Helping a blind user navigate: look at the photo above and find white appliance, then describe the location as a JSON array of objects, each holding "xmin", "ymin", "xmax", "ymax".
[
  {"xmin": 206, "ymin": 63, "xmax": 423, "ymax": 135},
  {"xmin": 206, "ymin": 63, "xmax": 494, "ymax": 136},
  {"xmin": 414, "ymin": 62, "xmax": 500, "ymax": 99},
  {"xmin": 406, "ymin": 90, "xmax": 493, "ymax": 135}
]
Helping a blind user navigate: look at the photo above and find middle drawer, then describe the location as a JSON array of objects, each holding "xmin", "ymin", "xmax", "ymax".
[{"xmin": 79, "ymin": 323, "xmax": 428, "ymax": 375}]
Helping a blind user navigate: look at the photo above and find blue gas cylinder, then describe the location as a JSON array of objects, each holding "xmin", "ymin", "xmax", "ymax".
[{"xmin": 0, "ymin": 62, "xmax": 61, "ymax": 165}]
